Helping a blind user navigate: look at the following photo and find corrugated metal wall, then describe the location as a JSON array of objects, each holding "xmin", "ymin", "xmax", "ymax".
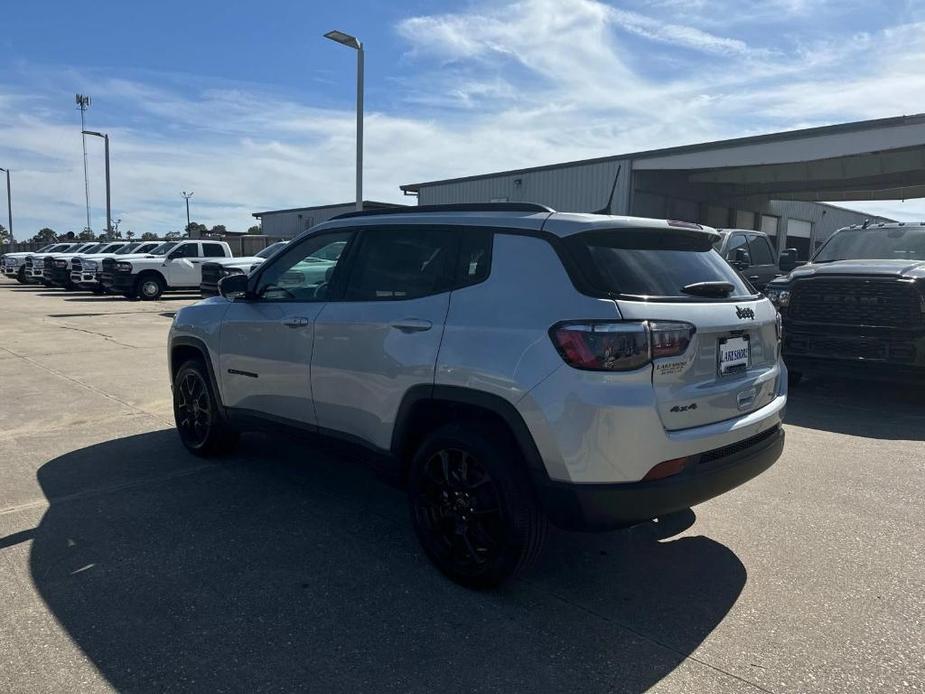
[
  {"xmin": 416, "ymin": 158, "xmax": 632, "ymax": 214},
  {"xmin": 257, "ymin": 204, "xmax": 358, "ymax": 239},
  {"xmin": 766, "ymin": 200, "xmax": 891, "ymax": 245}
]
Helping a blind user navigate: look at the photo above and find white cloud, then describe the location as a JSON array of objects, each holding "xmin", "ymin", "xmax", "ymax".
[{"xmin": 0, "ymin": 0, "xmax": 923, "ymax": 237}]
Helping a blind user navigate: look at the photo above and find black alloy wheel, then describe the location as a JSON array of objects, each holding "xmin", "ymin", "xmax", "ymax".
[
  {"xmin": 409, "ymin": 424, "xmax": 547, "ymax": 588},
  {"xmin": 173, "ymin": 360, "xmax": 239, "ymax": 456}
]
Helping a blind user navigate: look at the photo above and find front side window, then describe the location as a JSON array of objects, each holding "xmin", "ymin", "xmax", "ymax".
[
  {"xmin": 747, "ymin": 235, "xmax": 775, "ymax": 265},
  {"xmin": 724, "ymin": 234, "xmax": 751, "ymax": 264},
  {"xmin": 170, "ymin": 243, "xmax": 199, "ymax": 259},
  {"xmin": 149, "ymin": 242, "xmax": 179, "ymax": 256},
  {"xmin": 344, "ymin": 229, "xmax": 454, "ymax": 301},
  {"xmin": 567, "ymin": 229, "xmax": 754, "ymax": 300},
  {"xmin": 256, "ymin": 232, "xmax": 353, "ymax": 301},
  {"xmin": 202, "ymin": 243, "xmax": 225, "ymax": 258}
]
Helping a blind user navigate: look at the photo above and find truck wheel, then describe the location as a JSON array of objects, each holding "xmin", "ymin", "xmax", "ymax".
[
  {"xmin": 788, "ymin": 371, "xmax": 803, "ymax": 387},
  {"xmin": 91, "ymin": 286, "xmax": 106, "ymax": 295},
  {"xmin": 408, "ymin": 423, "xmax": 547, "ymax": 588},
  {"xmin": 16, "ymin": 267, "xmax": 27, "ymax": 284},
  {"xmin": 173, "ymin": 359, "xmax": 239, "ymax": 456},
  {"xmin": 138, "ymin": 274, "xmax": 164, "ymax": 300}
]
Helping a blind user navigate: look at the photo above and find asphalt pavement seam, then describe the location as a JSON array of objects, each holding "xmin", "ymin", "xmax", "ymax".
[
  {"xmin": 0, "ymin": 462, "xmax": 217, "ymax": 517},
  {"xmin": 0, "ymin": 346, "xmax": 172, "ymax": 427}
]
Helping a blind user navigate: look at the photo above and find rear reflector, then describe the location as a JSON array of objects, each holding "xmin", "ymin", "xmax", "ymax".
[{"xmin": 643, "ymin": 457, "xmax": 689, "ymax": 481}]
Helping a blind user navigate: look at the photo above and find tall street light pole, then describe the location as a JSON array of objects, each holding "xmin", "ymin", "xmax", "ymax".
[
  {"xmin": 76, "ymin": 94, "xmax": 92, "ymax": 232},
  {"xmin": 324, "ymin": 29, "xmax": 364, "ymax": 211},
  {"xmin": 181, "ymin": 191, "xmax": 194, "ymax": 232},
  {"xmin": 0, "ymin": 168, "xmax": 11, "ymax": 242},
  {"xmin": 83, "ymin": 130, "xmax": 111, "ymax": 236},
  {"xmin": 1, "ymin": 168, "xmax": 10, "ymax": 240}
]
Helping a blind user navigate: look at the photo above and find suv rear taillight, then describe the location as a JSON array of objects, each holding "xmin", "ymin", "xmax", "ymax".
[{"xmin": 550, "ymin": 321, "xmax": 694, "ymax": 372}]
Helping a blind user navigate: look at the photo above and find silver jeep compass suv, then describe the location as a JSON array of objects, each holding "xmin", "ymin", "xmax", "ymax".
[{"xmin": 168, "ymin": 203, "xmax": 786, "ymax": 587}]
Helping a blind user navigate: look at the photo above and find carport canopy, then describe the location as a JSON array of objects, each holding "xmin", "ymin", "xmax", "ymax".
[{"xmin": 633, "ymin": 114, "xmax": 925, "ymax": 207}]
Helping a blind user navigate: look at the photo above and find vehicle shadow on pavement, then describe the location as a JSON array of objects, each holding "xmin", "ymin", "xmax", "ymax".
[
  {"xmin": 30, "ymin": 430, "xmax": 746, "ymax": 692},
  {"xmin": 784, "ymin": 377, "xmax": 925, "ymax": 440}
]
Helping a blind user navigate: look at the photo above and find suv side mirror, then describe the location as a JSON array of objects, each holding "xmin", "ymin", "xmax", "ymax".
[
  {"xmin": 779, "ymin": 248, "xmax": 798, "ymax": 272},
  {"xmin": 218, "ymin": 273, "xmax": 248, "ymax": 300}
]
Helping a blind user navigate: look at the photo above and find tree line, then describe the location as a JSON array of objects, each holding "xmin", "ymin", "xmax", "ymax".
[{"xmin": 0, "ymin": 222, "xmax": 262, "ymax": 245}]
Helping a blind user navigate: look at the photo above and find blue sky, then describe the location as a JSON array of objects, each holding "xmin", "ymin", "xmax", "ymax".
[{"xmin": 0, "ymin": 0, "xmax": 923, "ymax": 236}]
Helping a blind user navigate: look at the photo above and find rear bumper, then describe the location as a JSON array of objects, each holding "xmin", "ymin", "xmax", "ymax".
[{"xmin": 537, "ymin": 426, "xmax": 784, "ymax": 531}]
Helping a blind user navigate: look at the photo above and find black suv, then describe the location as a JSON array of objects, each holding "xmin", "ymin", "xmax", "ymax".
[{"xmin": 766, "ymin": 222, "xmax": 925, "ymax": 383}]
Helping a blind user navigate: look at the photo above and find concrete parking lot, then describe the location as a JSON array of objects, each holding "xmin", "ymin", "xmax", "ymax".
[{"xmin": 0, "ymin": 280, "xmax": 922, "ymax": 693}]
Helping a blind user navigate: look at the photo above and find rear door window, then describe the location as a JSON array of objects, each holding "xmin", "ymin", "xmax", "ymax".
[
  {"xmin": 567, "ymin": 229, "xmax": 754, "ymax": 299},
  {"xmin": 343, "ymin": 228, "xmax": 455, "ymax": 301},
  {"xmin": 202, "ymin": 243, "xmax": 225, "ymax": 257}
]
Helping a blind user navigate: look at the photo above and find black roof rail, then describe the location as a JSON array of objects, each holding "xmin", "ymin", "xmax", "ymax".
[{"xmin": 331, "ymin": 202, "xmax": 555, "ymax": 220}]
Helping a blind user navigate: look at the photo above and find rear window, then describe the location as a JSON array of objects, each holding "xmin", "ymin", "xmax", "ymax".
[{"xmin": 567, "ymin": 229, "xmax": 754, "ymax": 300}]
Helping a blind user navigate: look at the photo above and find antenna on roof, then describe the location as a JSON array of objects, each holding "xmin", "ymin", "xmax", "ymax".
[{"xmin": 593, "ymin": 164, "xmax": 622, "ymax": 215}]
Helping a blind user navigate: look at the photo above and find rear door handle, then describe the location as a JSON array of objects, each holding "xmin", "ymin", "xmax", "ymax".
[
  {"xmin": 282, "ymin": 316, "xmax": 311, "ymax": 328},
  {"xmin": 390, "ymin": 318, "xmax": 432, "ymax": 333}
]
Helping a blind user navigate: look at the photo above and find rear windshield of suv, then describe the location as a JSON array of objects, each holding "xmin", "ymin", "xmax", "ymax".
[
  {"xmin": 814, "ymin": 227, "xmax": 925, "ymax": 262},
  {"xmin": 567, "ymin": 229, "xmax": 754, "ymax": 300}
]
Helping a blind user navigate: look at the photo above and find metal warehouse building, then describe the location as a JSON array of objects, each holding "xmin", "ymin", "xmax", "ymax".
[
  {"xmin": 252, "ymin": 200, "xmax": 404, "ymax": 239},
  {"xmin": 400, "ymin": 114, "xmax": 925, "ymax": 259}
]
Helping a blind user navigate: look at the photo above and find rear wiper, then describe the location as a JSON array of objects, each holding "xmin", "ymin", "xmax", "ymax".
[{"xmin": 680, "ymin": 281, "xmax": 734, "ymax": 297}]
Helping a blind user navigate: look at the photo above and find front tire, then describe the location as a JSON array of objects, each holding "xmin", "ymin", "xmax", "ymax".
[
  {"xmin": 408, "ymin": 423, "xmax": 547, "ymax": 588},
  {"xmin": 173, "ymin": 359, "xmax": 239, "ymax": 456},
  {"xmin": 788, "ymin": 370, "xmax": 803, "ymax": 387},
  {"xmin": 138, "ymin": 274, "xmax": 165, "ymax": 300},
  {"xmin": 16, "ymin": 267, "xmax": 27, "ymax": 284}
]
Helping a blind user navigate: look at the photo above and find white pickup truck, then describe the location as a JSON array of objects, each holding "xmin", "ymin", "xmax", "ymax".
[
  {"xmin": 71, "ymin": 241, "xmax": 164, "ymax": 293},
  {"xmin": 102, "ymin": 239, "xmax": 233, "ymax": 300},
  {"xmin": 2, "ymin": 244, "xmax": 57, "ymax": 283}
]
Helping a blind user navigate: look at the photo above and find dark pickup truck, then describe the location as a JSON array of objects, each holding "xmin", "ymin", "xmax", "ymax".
[{"xmin": 766, "ymin": 222, "xmax": 925, "ymax": 384}]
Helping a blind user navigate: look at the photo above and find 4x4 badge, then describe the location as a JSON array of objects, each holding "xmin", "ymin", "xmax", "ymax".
[{"xmin": 736, "ymin": 306, "xmax": 755, "ymax": 320}]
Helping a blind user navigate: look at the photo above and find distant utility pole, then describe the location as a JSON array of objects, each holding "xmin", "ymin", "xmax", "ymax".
[
  {"xmin": 76, "ymin": 94, "xmax": 92, "ymax": 232},
  {"xmin": 0, "ymin": 167, "xmax": 11, "ymax": 242},
  {"xmin": 181, "ymin": 191, "xmax": 193, "ymax": 231}
]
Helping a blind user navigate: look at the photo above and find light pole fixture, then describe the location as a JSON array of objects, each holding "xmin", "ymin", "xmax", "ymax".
[
  {"xmin": 0, "ymin": 167, "xmax": 11, "ymax": 242},
  {"xmin": 324, "ymin": 29, "xmax": 364, "ymax": 211},
  {"xmin": 76, "ymin": 94, "xmax": 92, "ymax": 232},
  {"xmin": 181, "ymin": 191, "xmax": 194, "ymax": 231},
  {"xmin": 83, "ymin": 130, "xmax": 112, "ymax": 236}
]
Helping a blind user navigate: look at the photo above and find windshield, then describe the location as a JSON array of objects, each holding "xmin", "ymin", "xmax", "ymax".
[
  {"xmin": 80, "ymin": 244, "xmax": 104, "ymax": 253},
  {"xmin": 115, "ymin": 243, "xmax": 142, "ymax": 254},
  {"xmin": 256, "ymin": 241, "xmax": 288, "ymax": 259},
  {"xmin": 149, "ymin": 242, "xmax": 179, "ymax": 256},
  {"xmin": 48, "ymin": 244, "xmax": 70, "ymax": 252},
  {"xmin": 567, "ymin": 229, "xmax": 754, "ymax": 300},
  {"xmin": 814, "ymin": 227, "xmax": 925, "ymax": 263}
]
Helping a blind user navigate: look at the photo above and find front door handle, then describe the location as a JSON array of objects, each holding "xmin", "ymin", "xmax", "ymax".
[
  {"xmin": 748, "ymin": 275, "xmax": 760, "ymax": 281},
  {"xmin": 282, "ymin": 316, "xmax": 310, "ymax": 328},
  {"xmin": 390, "ymin": 318, "xmax": 432, "ymax": 333}
]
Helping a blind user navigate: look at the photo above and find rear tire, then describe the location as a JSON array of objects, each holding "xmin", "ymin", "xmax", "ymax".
[
  {"xmin": 138, "ymin": 274, "xmax": 165, "ymax": 301},
  {"xmin": 408, "ymin": 423, "xmax": 547, "ymax": 588},
  {"xmin": 788, "ymin": 370, "xmax": 803, "ymax": 387},
  {"xmin": 173, "ymin": 359, "xmax": 239, "ymax": 456}
]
